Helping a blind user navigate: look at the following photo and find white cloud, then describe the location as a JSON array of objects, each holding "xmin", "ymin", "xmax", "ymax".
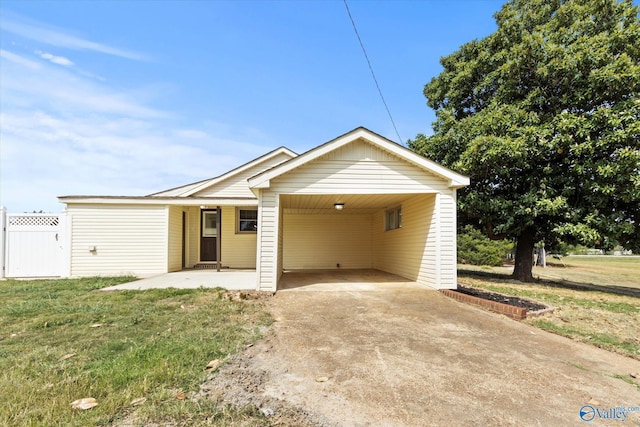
[
  {"xmin": 1, "ymin": 11, "xmax": 147, "ymax": 61},
  {"xmin": 36, "ymin": 50, "xmax": 74, "ymax": 67},
  {"xmin": 0, "ymin": 48, "xmax": 40, "ymax": 69},
  {"xmin": 1, "ymin": 50, "xmax": 168, "ymax": 119},
  {"xmin": 0, "ymin": 49, "xmax": 273, "ymax": 213}
]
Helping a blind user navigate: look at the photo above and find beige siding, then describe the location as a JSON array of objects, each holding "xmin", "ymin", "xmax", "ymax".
[
  {"xmin": 283, "ymin": 213, "xmax": 373, "ymax": 269},
  {"xmin": 320, "ymin": 138, "xmax": 404, "ymax": 162},
  {"xmin": 277, "ymin": 202, "xmax": 284, "ymax": 282},
  {"xmin": 438, "ymin": 192, "xmax": 458, "ymax": 288},
  {"xmin": 194, "ymin": 153, "xmax": 292, "ymax": 198},
  {"xmin": 220, "ymin": 206, "xmax": 257, "ymax": 268},
  {"xmin": 256, "ymin": 191, "xmax": 279, "ymax": 291},
  {"xmin": 67, "ymin": 204, "xmax": 168, "ymax": 277},
  {"xmin": 271, "ymin": 159, "xmax": 449, "ymax": 195},
  {"xmin": 372, "ymin": 194, "xmax": 436, "ymax": 285},
  {"xmin": 167, "ymin": 206, "xmax": 183, "ymax": 272},
  {"xmin": 185, "ymin": 206, "xmax": 199, "ymax": 267}
]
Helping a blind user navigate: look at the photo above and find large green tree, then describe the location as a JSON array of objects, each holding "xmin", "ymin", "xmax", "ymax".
[{"xmin": 409, "ymin": 0, "xmax": 640, "ymax": 281}]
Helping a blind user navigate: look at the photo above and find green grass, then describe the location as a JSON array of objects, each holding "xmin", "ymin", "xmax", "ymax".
[
  {"xmin": 530, "ymin": 319, "xmax": 640, "ymax": 357},
  {"xmin": 0, "ymin": 277, "xmax": 273, "ymax": 426},
  {"xmin": 459, "ymin": 255, "xmax": 640, "ymax": 289}
]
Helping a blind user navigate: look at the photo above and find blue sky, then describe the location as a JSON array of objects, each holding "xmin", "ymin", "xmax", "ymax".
[{"xmin": 1, "ymin": 0, "xmax": 503, "ymax": 212}]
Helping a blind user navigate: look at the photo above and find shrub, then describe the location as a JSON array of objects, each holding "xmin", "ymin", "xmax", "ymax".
[{"xmin": 458, "ymin": 225, "xmax": 514, "ymax": 266}]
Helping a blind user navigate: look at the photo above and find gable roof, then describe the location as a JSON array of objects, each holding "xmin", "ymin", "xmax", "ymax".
[
  {"xmin": 150, "ymin": 146, "xmax": 297, "ymax": 197},
  {"xmin": 247, "ymin": 127, "xmax": 470, "ymax": 190}
]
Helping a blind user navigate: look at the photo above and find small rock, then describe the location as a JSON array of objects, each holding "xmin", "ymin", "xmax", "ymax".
[
  {"xmin": 260, "ymin": 407, "xmax": 274, "ymax": 417},
  {"xmin": 58, "ymin": 353, "xmax": 76, "ymax": 361},
  {"xmin": 315, "ymin": 376, "xmax": 330, "ymax": 383},
  {"xmin": 130, "ymin": 397, "xmax": 146, "ymax": 406},
  {"xmin": 205, "ymin": 359, "xmax": 221, "ymax": 371},
  {"xmin": 588, "ymin": 398, "xmax": 601, "ymax": 406},
  {"xmin": 71, "ymin": 397, "xmax": 98, "ymax": 410},
  {"xmin": 631, "ymin": 372, "xmax": 639, "ymax": 379},
  {"xmin": 90, "ymin": 323, "xmax": 103, "ymax": 328}
]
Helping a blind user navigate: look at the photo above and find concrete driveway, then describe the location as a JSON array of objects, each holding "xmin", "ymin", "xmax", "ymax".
[{"xmin": 205, "ymin": 270, "xmax": 640, "ymax": 426}]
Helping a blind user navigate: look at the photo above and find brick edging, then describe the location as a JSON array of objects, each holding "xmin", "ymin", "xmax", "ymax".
[{"xmin": 440, "ymin": 289, "xmax": 527, "ymax": 320}]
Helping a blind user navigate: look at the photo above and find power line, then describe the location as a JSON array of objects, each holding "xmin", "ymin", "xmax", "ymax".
[{"xmin": 343, "ymin": 0, "xmax": 403, "ymax": 144}]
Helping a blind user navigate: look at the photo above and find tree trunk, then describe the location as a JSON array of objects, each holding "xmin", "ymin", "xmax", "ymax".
[{"xmin": 513, "ymin": 226, "xmax": 535, "ymax": 282}]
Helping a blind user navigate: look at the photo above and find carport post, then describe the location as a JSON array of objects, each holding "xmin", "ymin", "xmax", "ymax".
[{"xmin": 216, "ymin": 205, "xmax": 221, "ymax": 272}]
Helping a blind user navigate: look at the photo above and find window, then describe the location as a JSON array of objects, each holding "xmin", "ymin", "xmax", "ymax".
[
  {"xmin": 385, "ymin": 206, "xmax": 402, "ymax": 231},
  {"xmin": 237, "ymin": 208, "xmax": 258, "ymax": 233},
  {"xmin": 202, "ymin": 211, "xmax": 217, "ymax": 237}
]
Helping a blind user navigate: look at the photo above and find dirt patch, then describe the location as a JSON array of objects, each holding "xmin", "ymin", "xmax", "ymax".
[
  {"xmin": 197, "ymin": 339, "xmax": 335, "ymax": 426},
  {"xmin": 223, "ymin": 290, "xmax": 275, "ymax": 302},
  {"xmin": 197, "ymin": 278, "xmax": 640, "ymax": 426},
  {"xmin": 455, "ymin": 285, "xmax": 547, "ymax": 311}
]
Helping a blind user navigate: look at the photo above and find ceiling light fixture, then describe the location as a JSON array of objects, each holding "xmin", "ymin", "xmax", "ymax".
[{"xmin": 334, "ymin": 203, "xmax": 345, "ymax": 210}]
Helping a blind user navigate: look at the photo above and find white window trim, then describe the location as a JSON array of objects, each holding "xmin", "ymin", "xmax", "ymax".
[
  {"xmin": 236, "ymin": 207, "xmax": 258, "ymax": 234},
  {"xmin": 385, "ymin": 206, "xmax": 402, "ymax": 231}
]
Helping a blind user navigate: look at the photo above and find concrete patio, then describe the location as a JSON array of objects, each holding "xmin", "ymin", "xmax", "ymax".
[{"xmin": 100, "ymin": 269, "xmax": 257, "ymax": 291}]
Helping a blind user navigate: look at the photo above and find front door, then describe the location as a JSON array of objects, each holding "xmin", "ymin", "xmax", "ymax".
[{"xmin": 201, "ymin": 210, "xmax": 218, "ymax": 261}]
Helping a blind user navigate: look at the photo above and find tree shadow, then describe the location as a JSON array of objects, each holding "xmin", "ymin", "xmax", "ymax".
[{"xmin": 457, "ymin": 269, "xmax": 640, "ymax": 299}]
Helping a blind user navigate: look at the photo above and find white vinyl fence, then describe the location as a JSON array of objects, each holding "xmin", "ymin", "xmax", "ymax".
[{"xmin": 0, "ymin": 207, "xmax": 70, "ymax": 278}]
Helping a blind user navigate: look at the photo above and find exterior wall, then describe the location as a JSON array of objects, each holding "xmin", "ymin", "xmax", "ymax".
[
  {"xmin": 283, "ymin": 213, "xmax": 373, "ymax": 269},
  {"xmin": 438, "ymin": 192, "xmax": 458, "ymax": 288},
  {"xmin": 195, "ymin": 153, "xmax": 292, "ymax": 198},
  {"xmin": 167, "ymin": 206, "xmax": 183, "ymax": 272},
  {"xmin": 276, "ymin": 202, "xmax": 283, "ymax": 282},
  {"xmin": 270, "ymin": 143, "xmax": 449, "ymax": 195},
  {"xmin": 256, "ymin": 190, "xmax": 279, "ymax": 291},
  {"xmin": 185, "ymin": 206, "xmax": 199, "ymax": 267},
  {"xmin": 370, "ymin": 192, "xmax": 458, "ymax": 289},
  {"xmin": 67, "ymin": 204, "xmax": 168, "ymax": 277},
  {"xmin": 372, "ymin": 194, "xmax": 437, "ymax": 286},
  {"xmin": 220, "ymin": 206, "xmax": 257, "ymax": 268}
]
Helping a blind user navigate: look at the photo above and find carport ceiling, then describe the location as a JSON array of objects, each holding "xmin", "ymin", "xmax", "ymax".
[{"xmin": 281, "ymin": 194, "xmax": 421, "ymax": 214}]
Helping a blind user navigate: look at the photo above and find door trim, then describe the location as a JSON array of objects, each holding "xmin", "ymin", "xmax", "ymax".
[{"xmin": 200, "ymin": 208, "xmax": 222, "ymax": 271}]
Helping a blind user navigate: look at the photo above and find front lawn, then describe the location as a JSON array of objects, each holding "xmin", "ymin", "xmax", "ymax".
[
  {"xmin": 459, "ymin": 255, "xmax": 640, "ymax": 289},
  {"xmin": 0, "ymin": 277, "xmax": 272, "ymax": 426}
]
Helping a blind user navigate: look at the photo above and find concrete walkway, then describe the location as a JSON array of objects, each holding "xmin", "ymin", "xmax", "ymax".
[{"xmin": 100, "ymin": 269, "xmax": 257, "ymax": 291}]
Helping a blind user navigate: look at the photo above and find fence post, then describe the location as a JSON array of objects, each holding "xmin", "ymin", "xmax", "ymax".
[
  {"xmin": 62, "ymin": 211, "xmax": 72, "ymax": 277},
  {"xmin": 0, "ymin": 206, "xmax": 6, "ymax": 279}
]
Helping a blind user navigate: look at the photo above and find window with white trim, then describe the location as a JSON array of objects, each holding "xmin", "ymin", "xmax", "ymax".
[
  {"xmin": 385, "ymin": 206, "xmax": 402, "ymax": 231},
  {"xmin": 237, "ymin": 208, "xmax": 258, "ymax": 233}
]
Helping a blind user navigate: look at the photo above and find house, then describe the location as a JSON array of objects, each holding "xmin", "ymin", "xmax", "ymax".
[{"xmin": 59, "ymin": 127, "xmax": 469, "ymax": 291}]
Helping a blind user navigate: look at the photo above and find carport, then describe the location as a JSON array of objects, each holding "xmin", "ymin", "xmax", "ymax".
[
  {"xmin": 247, "ymin": 128, "xmax": 469, "ymax": 292},
  {"xmin": 279, "ymin": 193, "xmax": 435, "ymax": 288}
]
